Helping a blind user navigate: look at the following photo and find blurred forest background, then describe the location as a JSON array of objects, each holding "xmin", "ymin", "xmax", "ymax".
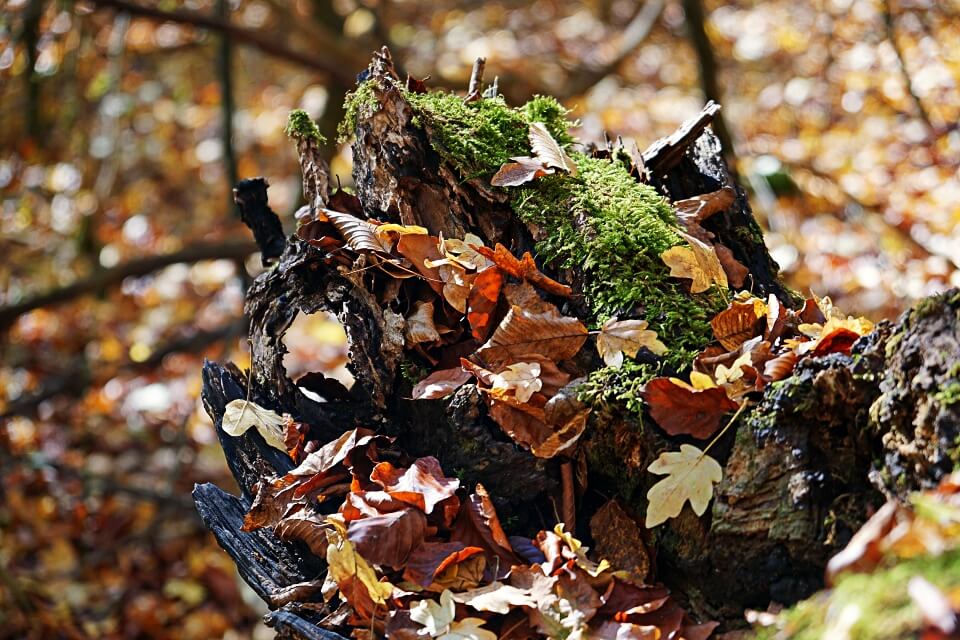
[{"xmin": 1, "ymin": 0, "xmax": 958, "ymax": 637}]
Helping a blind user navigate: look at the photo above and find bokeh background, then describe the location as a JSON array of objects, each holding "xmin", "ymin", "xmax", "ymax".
[{"xmin": 1, "ymin": 0, "xmax": 958, "ymax": 637}]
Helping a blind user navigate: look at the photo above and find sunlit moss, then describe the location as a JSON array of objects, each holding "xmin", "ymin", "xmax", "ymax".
[
  {"xmin": 285, "ymin": 109, "xmax": 326, "ymax": 143},
  {"xmin": 337, "ymin": 80, "xmax": 378, "ymax": 142}
]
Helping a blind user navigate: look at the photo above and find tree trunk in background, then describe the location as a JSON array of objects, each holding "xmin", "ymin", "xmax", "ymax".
[{"xmin": 193, "ymin": 50, "xmax": 960, "ymax": 637}]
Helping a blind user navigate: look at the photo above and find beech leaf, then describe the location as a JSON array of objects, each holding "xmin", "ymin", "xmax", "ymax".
[
  {"xmin": 640, "ymin": 378, "xmax": 739, "ymax": 439},
  {"xmin": 405, "ymin": 300, "xmax": 441, "ymax": 345},
  {"xmin": 490, "ymin": 156, "xmax": 555, "ymax": 187},
  {"xmin": 597, "ymin": 318, "xmax": 668, "ymax": 368},
  {"xmin": 325, "ymin": 518, "xmax": 394, "ymax": 619},
  {"xmin": 478, "ymin": 305, "xmax": 588, "ymax": 367},
  {"xmin": 645, "ymin": 444, "xmax": 723, "ymax": 528},
  {"xmin": 222, "ymin": 400, "xmax": 288, "ymax": 452},
  {"xmin": 528, "ymin": 122, "xmax": 578, "ymax": 176},
  {"xmin": 412, "ymin": 367, "xmax": 473, "ymax": 400},
  {"xmin": 660, "ymin": 232, "xmax": 728, "ymax": 293}
]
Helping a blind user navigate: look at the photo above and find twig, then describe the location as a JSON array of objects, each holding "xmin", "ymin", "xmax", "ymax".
[
  {"xmin": 0, "ymin": 240, "xmax": 257, "ymax": 328},
  {"xmin": 561, "ymin": 461, "xmax": 576, "ymax": 532},
  {"xmin": 882, "ymin": 0, "xmax": 936, "ymax": 134},
  {"xmin": 466, "ymin": 57, "xmax": 486, "ymax": 100},
  {"xmin": 89, "ymin": 0, "xmax": 359, "ymax": 85}
]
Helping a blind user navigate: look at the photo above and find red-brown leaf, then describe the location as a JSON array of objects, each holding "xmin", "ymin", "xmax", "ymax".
[
  {"xmin": 347, "ymin": 507, "xmax": 428, "ymax": 568},
  {"xmin": 491, "ymin": 156, "xmax": 555, "ymax": 187},
  {"xmin": 811, "ymin": 327, "xmax": 860, "ymax": 356},
  {"xmin": 369, "ymin": 456, "xmax": 460, "ymax": 515},
  {"xmin": 467, "ymin": 266, "xmax": 504, "ymax": 341},
  {"xmin": 710, "ymin": 301, "xmax": 763, "ymax": 351},
  {"xmin": 411, "ymin": 367, "xmax": 472, "ymax": 400},
  {"xmin": 478, "ymin": 305, "xmax": 587, "ymax": 368},
  {"xmin": 475, "ymin": 243, "xmax": 572, "ymax": 297},
  {"xmin": 640, "ymin": 378, "xmax": 740, "ymax": 439},
  {"xmin": 450, "ymin": 483, "xmax": 520, "ymax": 578},
  {"xmin": 403, "ymin": 541, "xmax": 486, "ymax": 588}
]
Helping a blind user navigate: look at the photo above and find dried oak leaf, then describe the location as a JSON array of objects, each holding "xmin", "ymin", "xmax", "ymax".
[
  {"xmin": 475, "ymin": 243, "xmax": 572, "ymax": 297},
  {"xmin": 369, "ymin": 456, "xmax": 460, "ymax": 515},
  {"xmin": 405, "ymin": 300, "xmax": 441, "ymax": 345},
  {"xmin": 660, "ymin": 232, "xmax": 728, "ymax": 293},
  {"xmin": 491, "ymin": 156, "xmax": 556, "ymax": 187},
  {"xmin": 411, "ymin": 367, "xmax": 473, "ymax": 400},
  {"xmin": 710, "ymin": 300, "xmax": 764, "ymax": 351},
  {"xmin": 640, "ymin": 378, "xmax": 739, "ymax": 439},
  {"xmin": 645, "ymin": 444, "xmax": 723, "ymax": 528},
  {"xmin": 597, "ymin": 317, "xmax": 668, "ymax": 368},
  {"xmin": 477, "ymin": 305, "xmax": 587, "ymax": 368},
  {"xmin": 467, "ymin": 266, "xmax": 503, "ymax": 341}
]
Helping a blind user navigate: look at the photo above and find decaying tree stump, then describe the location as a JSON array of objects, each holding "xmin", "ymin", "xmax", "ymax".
[{"xmin": 193, "ymin": 49, "xmax": 960, "ymax": 637}]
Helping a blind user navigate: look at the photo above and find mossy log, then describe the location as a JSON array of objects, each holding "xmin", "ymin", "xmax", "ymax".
[{"xmin": 193, "ymin": 49, "xmax": 960, "ymax": 636}]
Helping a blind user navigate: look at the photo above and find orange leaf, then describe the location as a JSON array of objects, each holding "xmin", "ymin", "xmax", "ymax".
[
  {"xmin": 640, "ymin": 377, "xmax": 739, "ymax": 439},
  {"xmin": 475, "ymin": 243, "xmax": 572, "ymax": 297},
  {"xmin": 710, "ymin": 301, "xmax": 763, "ymax": 350},
  {"xmin": 467, "ymin": 266, "xmax": 503, "ymax": 341}
]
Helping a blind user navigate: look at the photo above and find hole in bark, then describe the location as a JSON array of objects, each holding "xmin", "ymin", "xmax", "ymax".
[{"xmin": 282, "ymin": 310, "xmax": 356, "ymax": 400}]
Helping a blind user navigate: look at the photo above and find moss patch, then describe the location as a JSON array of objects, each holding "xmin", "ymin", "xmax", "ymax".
[
  {"xmin": 759, "ymin": 549, "xmax": 960, "ymax": 640},
  {"xmin": 285, "ymin": 109, "xmax": 326, "ymax": 143},
  {"xmin": 512, "ymin": 154, "xmax": 726, "ymax": 371},
  {"xmin": 338, "ymin": 80, "xmax": 378, "ymax": 142},
  {"xmin": 403, "ymin": 91, "xmax": 575, "ymax": 179}
]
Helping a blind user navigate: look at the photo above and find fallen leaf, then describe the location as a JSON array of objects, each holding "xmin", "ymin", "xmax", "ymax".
[
  {"xmin": 589, "ymin": 500, "xmax": 650, "ymax": 582},
  {"xmin": 715, "ymin": 244, "xmax": 749, "ymax": 289},
  {"xmin": 597, "ymin": 318, "xmax": 668, "ymax": 368},
  {"xmin": 645, "ymin": 444, "xmax": 723, "ymax": 528},
  {"xmin": 660, "ymin": 232, "xmax": 728, "ymax": 294},
  {"xmin": 412, "ymin": 367, "xmax": 473, "ymax": 400},
  {"xmin": 347, "ymin": 507, "xmax": 428, "ymax": 568},
  {"xmin": 475, "ymin": 243, "xmax": 573, "ymax": 297},
  {"xmin": 714, "ymin": 351, "xmax": 753, "ymax": 385},
  {"xmin": 710, "ymin": 301, "xmax": 764, "ymax": 351},
  {"xmin": 765, "ymin": 294, "xmax": 788, "ymax": 342},
  {"xmin": 397, "ymin": 234, "xmax": 445, "ymax": 294},
  {"xmin": 673, "ymin": 186, "xmax": 736, "ymax": 226},
  {"xmin": 763, "ymin": 350, "xmax": 798, "ymax": 382},
  {"xmin": 325, "ymin": 517, "xmax": 394, "ymax": 621},
  {"xmin": 274, "ymin": 506, "xmax": 328, "ymax": 557},
  {"xmin": 491, "ymin": 361, "xmax": 543, "ymax": 403},
  {"xmin": 440, "ymin": 618, "xmax": 497, "ymax": 640},
  {"xmin": 404, "ymin": 542, "xmax": 486, "ymax": 589},
  {"xmin": 536, "ymin": 524, "xmax": 610, "ymax": 578},
  {"xmin": 640, "ymin": 378, "xmax": 739, "ymax": 439},
  {"xmin": 437, "ymin": 263, "xmax": 474, "ymax": 313},
  {"xmin": 427, "ymin": 233, "xmax": 492, "ymax": 271},
  {"xmin": 590, "ymin": 621, "xmax": 660, "ymax": 639},
  {"xmin": 529, "ymin": 122, "xmax": 578, "ymax": 176},
  {"xmin": 450, "ymin": 483, "xmax": 520, "ymax": 578},
  {"xmin": 491, "ymin": 156, "xmax": 555, "ymax": 187},
  {"xmin": 478, "ymin": 305, "xmax": 588, "ymax": 368},
  {"xmin": 370, "ymin": 457, "xmax": 460, "ymax": 515},
  {"xmin": 406, "ymin": 300, "xmax": 441, "ymax": 344},
  {"xmin": 451, "ymin": 581, "xmax": 542, "ymax": 614},
  {"xmin": 222, "ymin": 400, "xmax": 288, "ymax": 452},
  {"xmin": 321, "ymin": 207, "xmax": 391, "ymax": 254},
  {"xmin": 410, "ymin": 589, "xmax": 456, "ymax": 637},
  {"xmin": 467, "ymin": 266, "xmax": 504, "ymax": 341}
]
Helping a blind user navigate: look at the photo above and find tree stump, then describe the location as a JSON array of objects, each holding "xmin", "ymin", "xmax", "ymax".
[{"xmin": 193, "ymin": 49, "xmax": 960, "ymax": 637}]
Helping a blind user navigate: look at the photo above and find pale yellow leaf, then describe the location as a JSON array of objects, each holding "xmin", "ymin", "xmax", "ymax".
[
  {"xmin": 660, "ymin": 232, "xmax": 728, "ymax": 293},
  {"xmin": 528, "ymin": 122, "xmax": 577, "ymax": 176},
  {"xmin": 439, "ymin": 618, "xmax": 497, "ymax": 640},
  {"xmin": 645, "ymin": 444, "xmax": 723, "ymax": 528},
  {"xmin": 405, "ymin": 300, "xmax": 441, "ymax": 344},
  {"xmin": 597, "ymin": 317, "xmax": 668, "ymax": 368},
  {"xmin": 222, "ymin": 400, "xmax": 287, "ymax": 452},
  {"xmin": 410, "ymin": 589, "xmax": 457, "ymax": 637},
  {"xmin": 325, "ymin": 518, "xmax": 393, "ymax": 606},
  {"xmin": 490, "ymin": 361, "xmax": 543, "ymax": 403},
  {"xmin": 715, "ymin": 351, "xmax": 752, "ymax": 385}
]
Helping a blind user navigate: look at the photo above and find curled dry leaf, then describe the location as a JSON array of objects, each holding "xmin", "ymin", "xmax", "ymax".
[
  {"xmin": 405, "ymin": 300, "xmax": 441, "ymax": 344},
  {"xmin": 411, "ymin": 367, "xmax": 473, "ymax": 400},
  {"xmin": 714, "ymin": 243, "xmax": 749, "ymax": 289},
  {"xmin": 321, "ymin": 207, "xmax": 391, "ymax": 254},
  {"xmin": 490, "ymin": 361, "xmax": 543, "ymax": 403},
  {"xmin": 467, "ymin": 266, "xmax": 503, "ymax": 341},
  {"xmin": 450, "ymin": 483, "xmax": 520, "ymax": 578},
  {"xmin": 640, "ymin": 378, "xmax": 739, "ymax": 439},
  {"xmin": 404, "ymin": 542, "xmax": 486, "ymax": 590},
  {"xmin": 528, "ymin": 122, "xmax": 578, "ymax": 176},
  {"xmin": 369, "ymin": 456, "xmax": 460, "ymax": 515},
  {"xmin": 660, "ymin": 232, "xmax": 728, "ymax": 294},
  {"xmin": 325, "ymin": 517, "xmax": 394, "ymax": 622},
  {"xmin": 645, "ymin": 444, "xmax": 723, "ymax": 528},
  {"xmin": 763, "ymin": 350, "xmax": 799, "ymax": 382},
  {"xmin": 347, "ymin": 507, "xmax": 428, "ymax": 568},
  {"xmin": 491, "ymin": 156, "xmax": 555, "ymax": 187},
  {"xmin": 222, "ymin": 399, "xmax": 288, "ymax": 452},
  {"xmin": 714, "ymin": 351, "xmax": 753, "ymax": 385},
  {"xmin": 673, "ymin": 186, "xmax": 736, "ymax": 227},
  {"xmin": 478, "ymin": 305, "xmax": 588, "ymax": 368},
  {"xmin": 597, "ymin": 317, "xmax": 668, "ymax": 368},
  {"xmin": 475, "ymin": 244, "xmax": 572, "ymax": 297},
  {"xmin": 274, "ymin": 506, "xmax": 329, "ymax": 557},
  {"xmin": 427, "ymin": 233, "xmax": 492, "ymax": 271},
  {"xmin": 710, "ymin": 300, "xmax": 764, "ymax": 351}
]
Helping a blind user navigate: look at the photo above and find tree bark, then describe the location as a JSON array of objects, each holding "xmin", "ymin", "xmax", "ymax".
[{"xmin": 193, "ymin": 50, "xmax": 960, "ymax": 636}]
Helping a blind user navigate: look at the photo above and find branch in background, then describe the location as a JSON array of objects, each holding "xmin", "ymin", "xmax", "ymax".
[
  {"xmin": 1, "ymin": 317, "xmax": 247, "ymax": 420},
  {"xmin": 19, "ymin": 0, "xmax": 44, "ymax": 139},
  {"xmin": 0, "ymin": 240, "xmax": 257, "ymax": 328},
  {"xmin": 89, "ymin": 0, "xmax": 360, "ymax": 86},
  {"xmin": 882, "ymin": 0, "xmax": 935, "ymax": 134},
  {"xmin": 559, "ymin": 0, "xmax": 666, "ymax": 98},
  {"xmin": 680, "ymin": 0, "xmax": 737, "ymax": 173}
]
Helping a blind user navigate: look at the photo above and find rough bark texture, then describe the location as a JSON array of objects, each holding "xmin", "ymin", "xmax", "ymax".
[{"xmin": 193, "ymin": 50, "xmax": 960, "ymax": 636}]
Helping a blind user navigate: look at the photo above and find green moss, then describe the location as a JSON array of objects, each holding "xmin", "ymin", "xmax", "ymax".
[
  {"xmin": 513, "ymin": 154, "xmax": 726, "ymax": 372},
  {"xmin": 759, "ymin": 549, "xmax": 960, "ymax": 640},
  {"xmin": 337, "ymin": 80, "xmax": 378, "ymax": 142},
  {"xmin": 285, "ymin": 109, "xmax": 326, "ymax": 143},
  {"xmin": 577, "ymin": 360, "xmax": 659, "ymax": 417},
  {"xmin": 934, "ymin": 381, "xmax": 960, "ymax": 407},
  {"xmin": 402, "ymin": 91, "xmax": 575, "ymax": 179}
]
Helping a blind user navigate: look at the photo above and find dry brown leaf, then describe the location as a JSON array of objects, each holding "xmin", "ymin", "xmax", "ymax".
[
  {"xmin": 597, "ymin": 317, "xmax": 668, "ymax": 368},
  {"xmin": 478, "ymin": 305, "xmax": 588, "ymax": 367},
  {"xmin": 715, "ymin": 243, "xmax": 749, "ymax": 289},
  {"xmin": 528, "ymin": 122, "xmax": 578, "ymax": 176},
  {"xmin": 660, "ymin": 232, "xmax": 728, "ymax": 293},
  {"xmin": 673, "ymin": 186, "xmax": 736, "ymax": 226},
  {"xmin": 490, "ymin": 157, "xmax": 555, "ymax": 187},
  {"xmin": 589, "ymin": 500, "xmax": 650, "ymax": 582},
  {"xmin": 640, "ymin": 377, "xmax": 739, "ymax": 439},
  {"xmin": 710, "ymin": 300, "xmax": 764, "ymax": 351},
  {"xmin": 466, "ymin": 266, "xmax": 503, "ymax": 341},
  {"xmin": 411, "ymin": 367, "xmax": 472, "ymax": 400},
  {"xmin": 475, "ymin": 243, "xmax": 572, "ymax": 297},
  {"xmin": 405, "ymin": 300, "xmax": 441, "ymax": 345}
]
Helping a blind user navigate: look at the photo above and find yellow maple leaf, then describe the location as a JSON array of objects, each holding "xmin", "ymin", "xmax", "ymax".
[
  {"xmin": 660, "ymin": 232, "xmax": 728, "ymax": 294},
  {"xmin": 596, "ymin": 317, "xmax": 668, "ymax": 368},
  {"xmin": 645, "ymin": 444, "xmax": 723, "ymax": 528},
  {"xmin": 490, "ymin": 362, "xmax": 543, "ymax": 403}
]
